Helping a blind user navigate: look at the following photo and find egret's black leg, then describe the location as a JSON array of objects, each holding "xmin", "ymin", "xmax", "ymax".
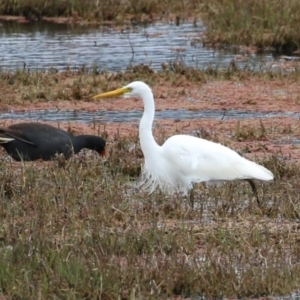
[
  {"xmin": 246, "ymin": 179, "xmax": 260, "ymax": 206},
  {"xmin": 188, "ymin": 185, "xmax": 195, "ymax": 209}
]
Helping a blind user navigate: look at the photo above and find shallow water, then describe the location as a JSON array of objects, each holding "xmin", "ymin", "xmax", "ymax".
[
  {"xmin": 0, "ymin": 108, "xmax": 298, "ymax": 123},
  {"xmin": 0, "ymin": 21, "xmax": 274, "ymax": 71}
]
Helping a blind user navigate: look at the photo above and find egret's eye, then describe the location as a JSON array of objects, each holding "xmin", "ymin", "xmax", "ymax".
[{"xmin": 126, "ymin": 87, "xmax": 133, "ymax": 93}]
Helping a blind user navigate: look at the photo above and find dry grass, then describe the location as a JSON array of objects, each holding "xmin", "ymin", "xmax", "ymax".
[
  {"xmin": 1, "ymin": 63, "xmax": 300, "ymax": 107},
  {"xmin": 1, "ymin": 65, "xmax": 300, "ymax": 298},
  {"xmin": 0, "ymin": 0, "xmax": 202, "ymax": 23},
  {"xmin": 200, "ymin": 0, "xmax": 300, "ymax": 53},
  {"xmin": 0, "ymin": 129, "xmax": 300, "ymax": 298}
]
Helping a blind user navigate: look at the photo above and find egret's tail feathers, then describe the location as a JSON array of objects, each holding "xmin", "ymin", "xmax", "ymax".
[
  {"xmin": 0, "ymin": 137, "xmax": 14, "ymax": 144},
  {"xmin": 247, "ymin": 161, "xmax": 273, "ymax": 181}
]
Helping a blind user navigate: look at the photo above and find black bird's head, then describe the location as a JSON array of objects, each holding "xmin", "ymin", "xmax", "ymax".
[{"xmin": 73, "ymin": 135, "xmax": 106, "ymax": 156}]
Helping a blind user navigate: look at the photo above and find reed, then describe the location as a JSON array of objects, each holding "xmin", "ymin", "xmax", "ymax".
[
  {"xmin": 200, "ymin": 0, "xmax": 300, "ymax": 52},
  {"xmin": 0, "ymin": 133, "xmax": 300, "ymax": 298},
  {"xmin": 0, "ymin": 65, "xmax": 300, "ymax": 298}
]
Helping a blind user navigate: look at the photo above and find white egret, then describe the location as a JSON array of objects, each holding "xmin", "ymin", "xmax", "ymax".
[{"xmin": 93, "ymin": 81, "xmax": 273, "ymax": 207}]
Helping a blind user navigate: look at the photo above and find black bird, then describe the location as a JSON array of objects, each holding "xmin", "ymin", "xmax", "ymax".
[{"xmin": 0, "ymin": 123, "xmax": 106, "ymax": 161}]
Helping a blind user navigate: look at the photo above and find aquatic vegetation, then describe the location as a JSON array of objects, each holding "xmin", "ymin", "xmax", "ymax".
[
  {"xmin": 0, "ymin": 130, "xmax": 300, "ymax": 298},
  {"xmin": 1, "ymin": 63, "xmax": 300, "ymax": 107},
  {"xmin": 0, "ymin": 65, "xmax": 300, "ymax": 297},
  {"xmin": 200, "ymin": 0, "xmax": 300, "ymax": 52},
  {"xmin": 0, "ymin": 0, "xmax": 201, "ymax": 23}
]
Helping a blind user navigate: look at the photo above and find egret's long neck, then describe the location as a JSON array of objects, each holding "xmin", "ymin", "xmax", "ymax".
[{"xmin": 139, "ymin": 90, "xmax": 161, "ymax": 157}]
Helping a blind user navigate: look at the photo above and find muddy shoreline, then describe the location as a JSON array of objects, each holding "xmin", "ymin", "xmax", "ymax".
[{"xmin": 1, "ymin": 77, "xmax": 299, "ymax": 163}]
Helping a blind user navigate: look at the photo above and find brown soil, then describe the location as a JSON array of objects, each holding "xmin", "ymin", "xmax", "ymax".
[{"xmin": 2, "ymin": 77, "xmax": 299, "ymax": 112}]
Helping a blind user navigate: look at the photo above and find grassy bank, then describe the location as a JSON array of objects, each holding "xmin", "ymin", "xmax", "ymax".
[
  {"xmin": 1, "ymin": 65, "xmax": 300, "ymax": 298},
  {"xmin": 0, "ymin": 0, "xmax": 201, "ymax": 23},
  {"xmin": 1, "ymin": 63, "xmax": 300, "ymax": 106},
  {"xmin": 0, "ymin": 133, "xmax": 300, "ymax": 298},
  {"xmin": 200, "ymin": 0, "xmax": 300, "ymax": 53}
]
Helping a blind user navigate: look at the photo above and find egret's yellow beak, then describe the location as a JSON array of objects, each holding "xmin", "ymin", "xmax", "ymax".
[{"xmin": 92, "ymin": 87, "xmax": 131, "ymax": 99}]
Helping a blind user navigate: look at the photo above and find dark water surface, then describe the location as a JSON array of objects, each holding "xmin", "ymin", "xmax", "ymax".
[
  {"xmin": 0, "ymin": 109, "xmax": 298, "ymax": 123},
  {"xmin": 0, "ymin": 21, "xmax": 274, "ymax": 71}
]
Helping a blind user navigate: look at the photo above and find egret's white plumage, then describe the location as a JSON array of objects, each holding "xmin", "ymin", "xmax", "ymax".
[{"xmin": 93, "ymin": 81, "xmax": 273, "ymax": 203}]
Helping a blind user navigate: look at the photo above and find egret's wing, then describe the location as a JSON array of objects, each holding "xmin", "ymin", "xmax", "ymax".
[{"xmin": 162, "ymin": 135, "xmax": 273, "ymax": 182}]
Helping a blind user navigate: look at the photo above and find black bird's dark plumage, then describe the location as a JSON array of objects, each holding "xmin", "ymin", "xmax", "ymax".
[{"xmin": 0, "ymin": 123, "xmax": 106, "ymax": 161}]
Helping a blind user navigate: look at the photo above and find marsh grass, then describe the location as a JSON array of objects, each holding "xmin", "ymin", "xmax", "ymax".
[
  {"xmin": 200, "ymin": 0, "xmax": 300, "ymax": 53},
  {"xmin": 0, "ymin": 0, "xmax": 201, "ymax": 23},
  {"xmin": 0, "ymin": 127, "xmax": 300, "ymax": 299},
  {"xmin": 2, "ymin": 63, "xmax": 300, "ymax": 106},
  {"xmin": 235, "ymin": 120, "xmax": 267, "ymax": 142},
  {"xmin": 1, "ymin": 65, "xmax": 300, "ymax": 297}
]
